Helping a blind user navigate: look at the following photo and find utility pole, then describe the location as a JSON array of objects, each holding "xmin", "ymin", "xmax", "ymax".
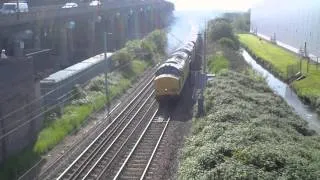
[
  {"xmin": 16, "ymin": 0, "xmax": 20, "ymax": 20},
  {"xmin": 197, "ymin": 19, "xmax": 207, "ymax": 117},
  {"xmin": 203, "ymin": 20, "xmax": 207, "ymax": 74},
  {"xmin": 104, "ymin": 32, "xmax": 110, "ymax": 120}
]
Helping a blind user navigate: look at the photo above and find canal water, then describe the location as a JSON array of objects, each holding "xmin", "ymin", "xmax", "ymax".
[{"xmin": 242, "ymin": 49, "xmax": 320, "ymax": 132}]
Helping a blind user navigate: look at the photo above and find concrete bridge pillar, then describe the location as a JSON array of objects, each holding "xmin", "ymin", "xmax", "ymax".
[
  {"xmin": 87, "ymin": 19, "xmax": 95, "ymax": 57},
  {"xmin": 59, "ymin": 27, "xmax": 68, "ymax": 67},
  {"xmin": 133, "ymin": 12, "xmax": 141, "ymax": 39},
  {"xmin": 149, "ymin": 8, "xmax": 155, "ymax": 31},
  {"xmin": 112, "ymin": 13, "xmax": 124, "ymax": 50},
  {"xmin": 121, "ymin": 13, "xmax": 128, "ymax": 46},
  {"xmin": 108, "ymin": 17, "xmax": 116, "ymax": 51},
  {"xmin": 139, "ymin": 9, "xmax": 147, "ymax": 37},
  {"xmin": 126, "ymin": 11, "xmax": 135, "ymax": 40},
  {"xmin": 67, "ymin": 27, "xmax": 74, "ymax": 63},
  {"xmin": 33, "ymin": 25, "xmax": 41, "ymax": 50},
  {"xmin": 154, "ymin": 9, "xmax": 161, "ymax": 29},
  {"xmin": 13, "ymin": 39, "xmax": 24, "ymax": 57}
]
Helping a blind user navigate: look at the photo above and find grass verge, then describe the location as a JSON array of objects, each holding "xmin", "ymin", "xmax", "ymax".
[
  {"xmin": 239, "ymin": 33, "xmax": 320, "ymax": 113},
  {"xmin": 208, "ymin": 52, "xmax": 229, "ymax": 73},
  {"xmin": 178, "ymin": 71, "xmax": 320, "ymax": 179}
]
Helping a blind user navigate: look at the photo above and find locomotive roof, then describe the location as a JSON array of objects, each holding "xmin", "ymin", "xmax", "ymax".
[
  {"xmin": 174, "ymin": 42, "xmax": 195, "ymax": 55},
  {"xmin": 159, "ymin": 55, "xmax": 186, "ymax": 71},
  {"xmin": 170, "ymin": 51, "xmax": 189, "ymax": 59}
]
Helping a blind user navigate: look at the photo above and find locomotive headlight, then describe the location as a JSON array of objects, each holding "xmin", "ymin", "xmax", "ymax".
[{"xmin": 165, "ymin": 88, "xmax": 168, "ymax": 91}]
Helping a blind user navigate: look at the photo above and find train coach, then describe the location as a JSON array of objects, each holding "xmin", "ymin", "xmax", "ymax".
[{"xmin": 154, "ymin": 33, "xmax": 199, "ymax": 102}]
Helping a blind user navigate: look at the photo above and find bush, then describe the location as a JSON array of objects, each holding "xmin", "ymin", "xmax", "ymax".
[
  {"xmin": 208, "ymin": 18, "xmax": 240, "ymax": 50},
  {"xmin": 218, "ymin": 37, "xmax": 237, "ymax": 50},
  {"xmin": 208, "ymin": 19, "xmax": 234, "ymax": 41},
  {"xmin": 223, "ymin": 11, "xmax": 250, "ymax": 32},
  {"xmin": 208, "ymin": 52, "xmax": 229, "ymax": 73},
  {"xmin": 178, "ymin": 71, "xmax": 320, "ymax": 180}
]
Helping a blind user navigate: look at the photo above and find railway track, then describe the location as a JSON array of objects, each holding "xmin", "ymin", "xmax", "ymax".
[
  {"xmin": 80, "ymin": 108, "xmax": 169, "ymax": 180},
  {"xmin": 36, "ymin": 68, "xmax": 157, "ymax": 180},
  {"xmin": 57, "ymin": 79, "xmax": 157, "ymax": 180},
  {"xmin": 114, "ymin": 115, "xmax": 170, "ymax": 180}
]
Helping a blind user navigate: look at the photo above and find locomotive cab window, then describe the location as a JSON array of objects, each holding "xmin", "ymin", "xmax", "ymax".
[{"xmin": 155, "ymin": 66, "xmax": 181, "ymax": 77}]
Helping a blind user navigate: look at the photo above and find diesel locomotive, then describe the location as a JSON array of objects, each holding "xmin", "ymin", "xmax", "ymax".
[{"xmin": 154, "ymin": 32, "xmax": 200, "ymax": 101}]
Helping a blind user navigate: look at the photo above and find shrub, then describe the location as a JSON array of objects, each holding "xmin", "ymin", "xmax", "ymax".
[
  {"xmin": 178, "ymin": 71, "xmax": 320, "ymax": 180},
  {"xmin": 207, "ymin": 18, "xmax": 240, "ymax": 51},
  {"xmin": 208, "ymin": 19, "xmax": 235, "ymax": 42},
  {"xmin": 218, "ymin": 37, "xmax": 237, "ymax": 50},
  {"xmin": 208, "ymin": 52, "xmax": 229, "ymax": 73}
]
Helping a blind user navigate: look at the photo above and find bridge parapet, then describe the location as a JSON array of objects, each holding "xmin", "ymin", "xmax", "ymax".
[{"xmin": 0, "ymin": 0, "xmax": 173, "ymax": 27}]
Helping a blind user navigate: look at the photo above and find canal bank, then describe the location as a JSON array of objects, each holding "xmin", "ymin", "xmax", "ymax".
[
  {"xmin": 239, "ymin": 34, "xmax": 320, "ymax": 115},
  {"xmin": 242, "ymin": 50, "xmax": 320, "ymax": 133}
]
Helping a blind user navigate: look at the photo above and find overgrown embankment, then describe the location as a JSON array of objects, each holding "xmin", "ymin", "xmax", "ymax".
[
  {"xmin": 0, "ymin": 30, "xmax": 167, "ymax": 180},
  {"xmin": 178, "ymin": 71, "xmax": 320, "ymax": 179},
  {"xmin": 206, "ymin": 17, "xmax": 248, "ymax": 74},
  {"xmin": 239, "ymin": 34, "xmax": 320, "ymax": 114}
]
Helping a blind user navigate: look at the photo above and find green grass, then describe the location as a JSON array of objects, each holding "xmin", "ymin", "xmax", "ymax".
[
  {"xmin": 239, "ymin": 34, "xmax": 299, "ymax": 77},
  {"xmin": 33, "ymin": 104, "xmax": 94, "ymax": 153},
  {"xmin": 178, "ymin": 71, "xmax": 320, "ymax": 180},
  {"xmin": 208, "ymin": 52, "xmax": 229, "ymax": 73},
  {"xmin": 33, "ymin": 63, "xmax": 146, "ymax": 154},
  {"xmin": 239, "ymin": 34, "xmax": 320, "ymax": 112}
]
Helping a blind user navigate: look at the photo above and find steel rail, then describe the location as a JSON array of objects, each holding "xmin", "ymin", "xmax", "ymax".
[
  {"xmin": 83, "ymin": 101, "xmax": 158, "ymax": 180},
  {"xmin": 39, "ymin": 69, "xmax": 155, "ymax": 179},
  {"xmin": 71, "ymin": 92, "xmax": 155, "ymax": 180},
  {"xmin": 140, "ymin": 118, "xmax": 170, "ymax": 180},
  {"xmin": 57, "ymin": 80, "xmax": 154, "ymax": 180},
  {"xmin": 112, "ymin": 117, "xmax": 170, "ymax": 180}
]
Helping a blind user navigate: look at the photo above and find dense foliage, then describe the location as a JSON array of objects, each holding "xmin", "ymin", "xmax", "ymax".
[
  {"xmin": 208, "ymin": 18, "xmax": 240, "ymax": 50},
  {"xmin": 207, "ymin": 52, "xmax": 229, "ymax": 73},
  {"xmin": 206, "ymin": 17, "xmax": 247, "ymax": 73},
  {"xmin": 223, "ymin": 11, "xmax": 251, "ymax": 32},
  {"xmin": 178, "ymin": 71, "xmax": 320, "ymax": 179}
]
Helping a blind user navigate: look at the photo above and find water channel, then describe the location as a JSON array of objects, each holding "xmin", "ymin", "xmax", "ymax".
[{"xmin": 242, "ymin": 50, "xmax": 320, "ymax": 132}]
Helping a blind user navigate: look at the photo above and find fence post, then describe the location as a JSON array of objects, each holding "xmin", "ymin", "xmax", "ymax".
[{"xmin": 317, "ymin": 57, "xmax": 319, "ymax": 70}]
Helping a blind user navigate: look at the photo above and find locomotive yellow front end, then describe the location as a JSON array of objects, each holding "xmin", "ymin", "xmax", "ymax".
[{"xmin": 154, "ymin": 74, "xmax": 181, "ymax": 101}]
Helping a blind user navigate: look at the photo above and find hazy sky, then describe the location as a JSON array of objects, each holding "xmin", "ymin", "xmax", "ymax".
[{"xmin": 167, "ymin": 0, "xmax": 263, "ymax": 11}]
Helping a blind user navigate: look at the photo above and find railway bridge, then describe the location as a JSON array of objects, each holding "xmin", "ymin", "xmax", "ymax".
[{"xmin": 1, "ymin": 0, "xmax": 173, "ymax": 73}]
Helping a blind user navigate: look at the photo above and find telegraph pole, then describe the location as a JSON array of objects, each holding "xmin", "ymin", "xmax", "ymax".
[
  {"xmin": 104, "ymin": 32, "xmax": 110, "ymax": 120},
  {"xmin": 203, "ymin": 20, "xmax": 207, "ymax": 74}
]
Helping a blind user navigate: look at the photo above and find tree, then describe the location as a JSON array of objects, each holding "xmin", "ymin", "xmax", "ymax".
[{"xmin": 208, "ymin": 19, "xmax": 234, "ymax": 42}]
